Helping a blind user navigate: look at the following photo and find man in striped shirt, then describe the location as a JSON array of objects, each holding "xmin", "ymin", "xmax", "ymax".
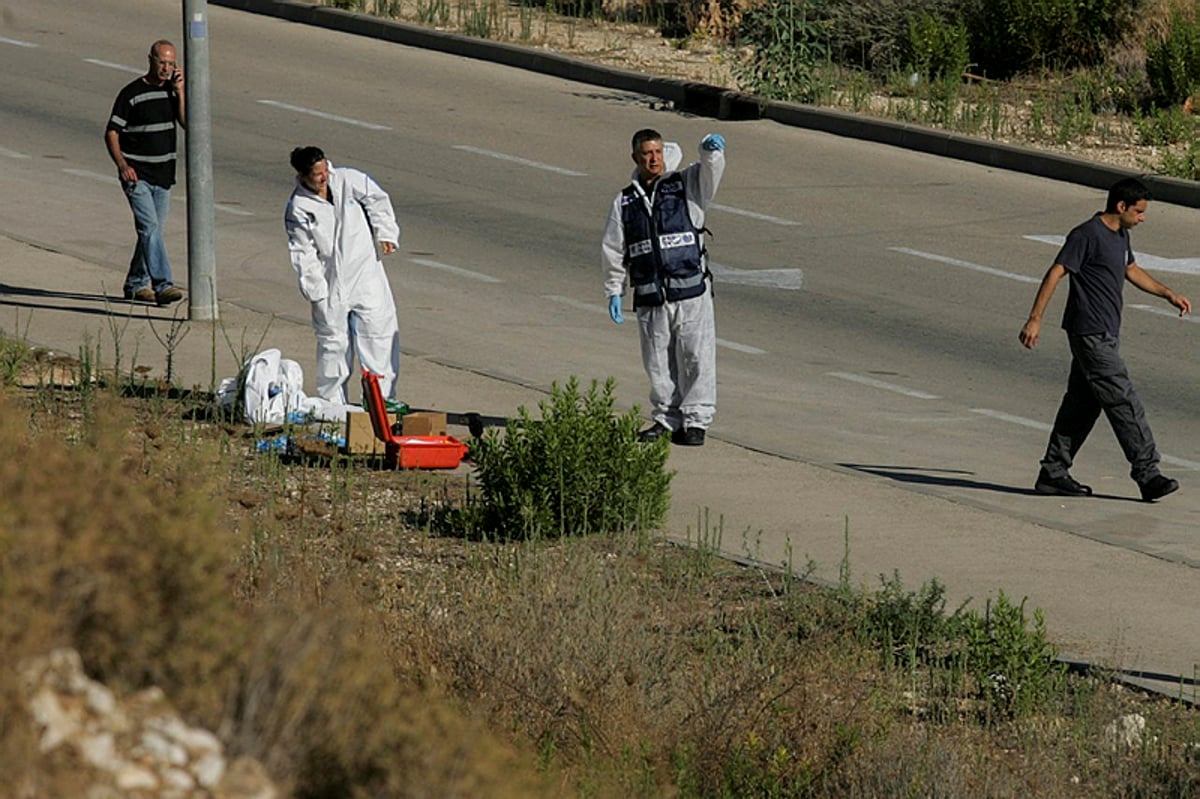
[{"xmin": 105, "ymin": 40, "xmax": 186, "ymax": 306}]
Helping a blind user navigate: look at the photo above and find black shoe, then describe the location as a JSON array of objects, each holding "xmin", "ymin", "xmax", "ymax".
[
  {"xmin": 1139, "ymin": 474, "xmax": 1179, "ymax": 502},
  {"xmin": 1034, "ymin": 470, "xmax": 1092, "ymax": 497},
  {"xmin": 671, "ymin": 427, "xmax": 706, "ymax": 446},
  {"xmin": 638, "ymin": 422, "xmax": 670, "ymax": 443}
]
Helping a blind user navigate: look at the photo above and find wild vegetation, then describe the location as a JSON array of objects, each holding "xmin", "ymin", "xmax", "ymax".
[
  {"xmin": 1, "ymin": 334, "xmax": 1198, "ymax": 797},
  {"xmin": 327, "ymin": 0, "xmax": 1200, "ymax": 179}
]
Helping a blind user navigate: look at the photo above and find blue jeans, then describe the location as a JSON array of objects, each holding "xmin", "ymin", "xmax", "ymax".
[{"xmin": 122, "ymin": 180, "xmax": 174, "ymax": 295}]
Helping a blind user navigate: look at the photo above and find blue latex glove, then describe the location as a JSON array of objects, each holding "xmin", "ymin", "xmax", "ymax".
[
  {"xmin": 608, "ymin": 295, "xmax": 624, "ymax": 325},
  {"xmin": 700, "ymin": 133, "xmax": 725, "ymax": 152}
]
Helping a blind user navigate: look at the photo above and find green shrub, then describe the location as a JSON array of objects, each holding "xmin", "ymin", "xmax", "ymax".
[
  {"xmin": 906, "ymin": 9, "xmax": 970, "ymax": 83},
  {"xmin": 860, "ymin": 572, "xmax": 967, "ymax": 670},
  {"xmin": 733, "ymin": 0, "xmax": 830, "ymax": 102},
  {"xmin": 1147, "ymin": 8, "xmax": 1200, "ymax": 108},
  {"xmin": 1134, "ymin": 105, "xmax": 1197, "ymax": 145},
  {"xmin": 469, "ymin": 377, "xmax": 672, "ymax": 539},
  {"xmin": 961, "ymin": 590, "xmax": 1066, "ymax": 719},
  {"xmin": 820, "ymin": 0, "xmax": 971, "ymax": 76},
  {"xmin": 965, "ymin": 0, "xmax": 1137, "ymax": 79}
]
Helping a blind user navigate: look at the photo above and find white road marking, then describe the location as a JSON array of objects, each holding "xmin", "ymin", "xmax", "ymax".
[
  {"xmin": 709, "ymin": 261, "xmax": 804, "ymax": 291},
  {"xmin": 829, "ymin": 372, "xmax": 940, "ymax": 399},
  {"xmin": 62, "ymin": 169, "xmax": 253, "ymax": 215},
  {"xmin": 213, "ymin": 203, "xmax": 254, "ymax": 217},
  {"xmin": 969, "ymin": 408, "xmax": 1051, "ymax": 431},
  {"xmin": 452, "ymin": 145, "xmax": 586, "ymax": 177},
  {"xmin": 63, "ymin": 168, "xmax": 118, "ymax": 185},
  {"xmin": 710, "ymin": 203, "xmax": 800, "ymax": 227},
  {"xmin": 890, "ymin": 247, "xmax": 1041, "ymax": 284},
  {"xmin": 544, "ymin": 295, "xmax": 601, "ymax": 313},
  {"xmin": 0, "ymin": 36, "xmax": 38, "ymax": 48},
  {"xmin": 84, "ymin": 58, "xmax": 141, "ymax": 73},
  {"xmin": 1128, "ymin": 304, "xmax": 1200, "ymax": 323},
  {"xmin": 972, "ymin": 408, "xmax": 1199, "ymax": 470},
  {"xmin": 1025, "ymin": 234, "xmax": 1200, "ymax": 276},
  {"xmin": 717, "ymin": 338, "xmax": 766, "ymax": 355},
  {"xmin": 408, "ymin": 257, "xmax": 502, "ymax": 283},
  {"xmin": 1160, "ymin": 454, "xmax": 1200, "ymax": 471},
  {"xmin": 543, "ymin": 294, "xmax": 766, "ymax": 353},
  {"xmin": 0, "ymin": 146, "xmax": 30, "ymax": 159},
  {"xmin": 258, "ymin": 100, "xmax": 391, "ymax": 131}
]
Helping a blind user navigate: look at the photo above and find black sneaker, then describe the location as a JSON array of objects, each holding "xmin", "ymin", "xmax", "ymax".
[
  {"xmin": 1139, "ymin": 474, "xmax": 1179, "ymax": 502},
  {"xmin": 637, "ymin": 422, "xmax": 670, "ymax": 443},
  {"xmin": 1034, "ymin": 470, "xmax": 1092, "ymax": 497},
  {"xmin": 671, "ymin": 427, "xmax": 706, "ymax": 447}
]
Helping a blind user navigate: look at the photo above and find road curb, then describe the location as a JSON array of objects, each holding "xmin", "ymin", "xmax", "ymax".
[{"xmin": 212, "ymin": 0, "xmax": 1200, "ymax": 207}]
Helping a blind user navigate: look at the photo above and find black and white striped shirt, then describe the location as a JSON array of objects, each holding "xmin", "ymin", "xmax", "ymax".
[{"xmin": 106, "ymin": 77, "xmax": 179, "ymax": 188}]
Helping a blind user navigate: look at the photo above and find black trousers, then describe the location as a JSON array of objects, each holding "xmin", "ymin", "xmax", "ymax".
[{"xmin": 1040, "ymin": 333, "xmax": 1161, "ymax": 485}]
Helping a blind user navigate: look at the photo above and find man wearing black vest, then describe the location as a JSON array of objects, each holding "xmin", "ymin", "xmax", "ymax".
[
  {"xmin": 105, "ymin": 40, "xmax": 186, "ymax": 307},
  {"xmin": 602, "ymin": 129, "xmax": 725, "ymax": 446},
  {"xmin": 1019, "ymin": 177, "xmax": 1191, "ymax": 502}
]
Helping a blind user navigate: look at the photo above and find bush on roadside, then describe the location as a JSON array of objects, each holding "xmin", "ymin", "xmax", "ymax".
[
  {"xmin": 468, "ymin": 376, "xmax": 671, "ymax": 539},
  {"xmin": 820, "ymin": 0, "xmax": 971, "ymax": 76},
  {"xmin": 732, "ymin": 0, "xmax": 830, "ymax": 102},
  {"xmin": 964, "ymin": 0, "xmax": 1139, "ymax": 80},
  {"xmin": 1146, "ymin": 6, "xmax": 1200, "ymax": 107}
]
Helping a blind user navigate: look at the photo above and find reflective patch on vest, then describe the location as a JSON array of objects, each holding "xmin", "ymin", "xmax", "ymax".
[
  {"xmin": 659, "ymin": 231, "xmax": 696, "ymax": 250},
  {"xmin": 628, "ymin": 239, "xmax": 653, "ymax": 258}
]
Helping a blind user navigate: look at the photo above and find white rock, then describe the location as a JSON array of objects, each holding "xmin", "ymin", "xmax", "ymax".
[
  {"xmin": 115, "ymin": 764, "xmax": 159, "ymax": 790},
  {"xmin": 137, "ymin": 729, "xmax": 189, "ymax": 767},
  {"xmin": 193, "ymin": 750, "xmax": 227, "ymax": 788},
  {"xmin": 162, "ymin": 766, "xmax": 197, "ymax": 790},
  {"xmin": 27, "ymin": 687, "xmax": 78, "ymax": 752},
  {"xmin": 1104, "ymin": 712, "xmax": 1146, "ymax": 750},
  {"xmin": 85, "ymin": 681, "xmax": 118, "ymax": 716},
  {"xmin": 77, "ymin": 731, "xmax": 119, "ymax": 770}
]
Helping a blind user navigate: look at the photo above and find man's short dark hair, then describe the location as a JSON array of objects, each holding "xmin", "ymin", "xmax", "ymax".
[
  {"xmin": 290, "ymin": 146, "xmax": 325, "ymax": 175},
  {"xmin": 1106, "ymin": 177, "xmax": 1152, "ymax": 213},
  {"xmin": 631, "ymin": 128, "xmax": 662, "ymax": 152}
]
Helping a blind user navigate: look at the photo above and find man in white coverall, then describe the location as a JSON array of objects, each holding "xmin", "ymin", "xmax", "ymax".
[
  {"xmin": 285, "ymin": 146, "xmax": 402, "ymax": 404},
  {"xmin": 602, "ymin": 129, "xmax": 725, "ymax": 446}
]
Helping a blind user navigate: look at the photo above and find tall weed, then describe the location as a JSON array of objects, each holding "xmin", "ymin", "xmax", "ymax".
[{"xmin": 733, "ymin": 0, "xmax": 830, "ymax": 102}]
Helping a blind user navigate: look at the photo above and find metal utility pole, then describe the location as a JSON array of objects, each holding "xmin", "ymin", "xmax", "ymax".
[{"xmin": 183, "ymin": 0, "xmax": 218, "ymax": 320}]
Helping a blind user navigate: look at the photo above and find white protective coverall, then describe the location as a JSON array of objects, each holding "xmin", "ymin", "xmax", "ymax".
[
  {"xmin": 285, "ymin": 162, "xmax": 402, "ymax": 404},
  {"xmin": 601, "ymin": 140, "xmax": 724, "ymax": 432}
]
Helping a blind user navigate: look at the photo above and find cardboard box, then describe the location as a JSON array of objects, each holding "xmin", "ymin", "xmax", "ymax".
[
  {"xmin": 402, "ymin": 411, "xmax": 447, "ymax": 437},
  {"xmin": 344, "ymin": 410, "xmax": 396, "ymax": 455}
]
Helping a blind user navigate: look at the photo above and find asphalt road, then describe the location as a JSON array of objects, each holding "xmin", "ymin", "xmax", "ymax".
[{"xmin": 3, "ymin": 0, "xmax": 1198, "ymax": 683}]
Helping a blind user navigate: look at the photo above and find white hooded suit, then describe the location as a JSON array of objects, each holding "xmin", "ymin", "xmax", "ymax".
[{"xmin": 285, "ymin": 162, "xmax": 401, "ymax": 404}]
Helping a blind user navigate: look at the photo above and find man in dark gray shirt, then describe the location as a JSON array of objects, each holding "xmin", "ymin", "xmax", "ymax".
[{"xmin": 1019, "ymin": 178, "xmax": 1192, "ymax": 502}]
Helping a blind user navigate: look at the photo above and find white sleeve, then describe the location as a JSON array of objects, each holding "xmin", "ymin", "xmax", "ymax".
[
  {"xmin": 682, "ymin": 146, "xmax": 725, "ymax": 229},
  {"xmin": 601, "ymin": 193, "xmax": 627, "ymax": 298},
  {"xmin": 284, "ymin": 200, "xmax": 329, "ymax": 303},
  {"xmin": 349, "ymin": 169, "xmax": 401, "ymax": 245}
]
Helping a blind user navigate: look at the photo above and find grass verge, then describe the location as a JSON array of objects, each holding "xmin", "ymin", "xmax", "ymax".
[{"xmin": 1, "ymin": 360, "xmax": 1198, "ymax": 797}]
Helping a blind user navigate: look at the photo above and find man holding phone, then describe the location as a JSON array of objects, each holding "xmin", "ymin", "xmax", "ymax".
[{"xmin": 104, "ymin": 40, "xmax": 186, "ymax": 306}]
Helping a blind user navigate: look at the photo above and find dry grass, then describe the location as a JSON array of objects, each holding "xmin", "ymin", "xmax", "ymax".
[{"xmin": 1, "ymin": 378, "xmax": 1198, "ymax": 797}]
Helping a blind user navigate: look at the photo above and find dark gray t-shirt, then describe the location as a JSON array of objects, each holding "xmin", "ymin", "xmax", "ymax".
[{"xmin": 1055, "ymin": 213, "xmax": 1133, "ymax": 337}]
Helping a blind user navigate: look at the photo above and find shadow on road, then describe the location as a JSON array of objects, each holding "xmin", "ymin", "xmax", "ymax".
[
  {"xmin": 839, "ymin": 463, "xmax": 1141, "ymax": 504},
  {"xmin": 0, "ymin": 283, "xmax": 177, "ymax": 320}
]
